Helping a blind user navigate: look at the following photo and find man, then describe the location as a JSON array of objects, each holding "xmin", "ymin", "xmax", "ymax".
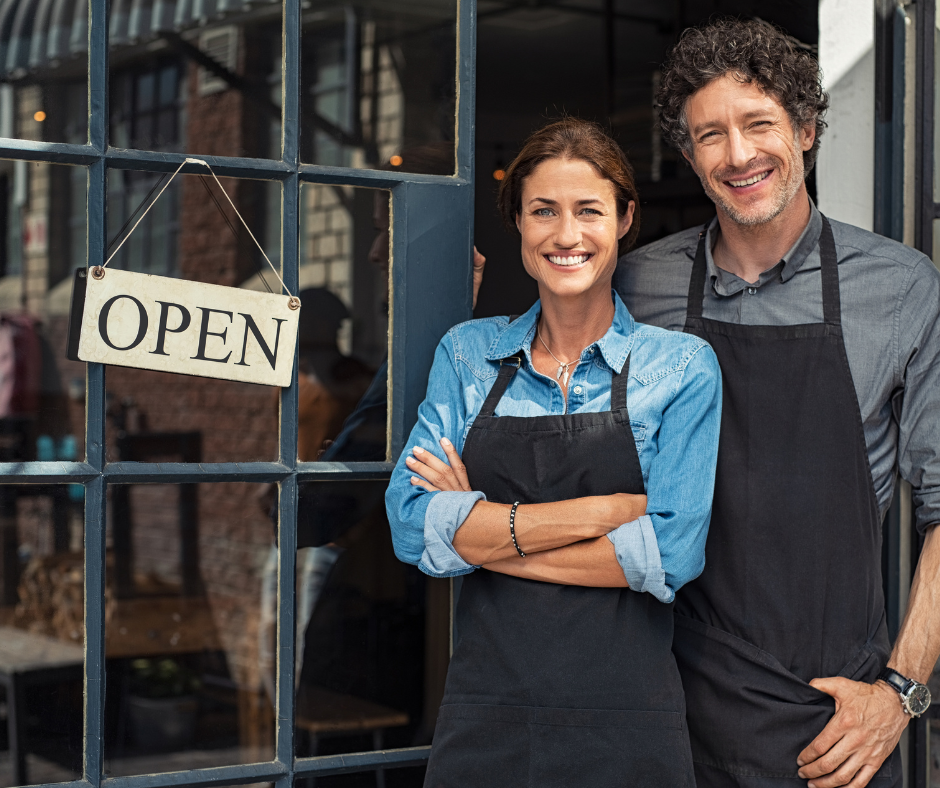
[{"xmin": 615, "ymin": 18, "xmax": 940, "ymax": 788}]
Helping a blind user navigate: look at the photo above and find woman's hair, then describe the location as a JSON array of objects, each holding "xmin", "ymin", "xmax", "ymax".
[
  {"xmin": 497, "ymin": 118, "xmax": 641, "ymax": 254},
  {"xmin": 657, "ymin": 18, "xmax": 829, "ymax": 175}
]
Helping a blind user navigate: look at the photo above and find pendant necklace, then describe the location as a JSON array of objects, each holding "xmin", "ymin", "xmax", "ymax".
[{"xmin": 537, "ymin": 326, "xmax": 576, "ymax": 388}]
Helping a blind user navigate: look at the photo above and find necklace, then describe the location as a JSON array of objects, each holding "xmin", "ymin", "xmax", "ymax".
[{"xmin": 537, "ymin": 326, "xmax": 576, "ymax": 388}]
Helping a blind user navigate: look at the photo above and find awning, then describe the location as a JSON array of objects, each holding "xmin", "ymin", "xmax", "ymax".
[{"xmin": 0, "ymin": 0, "xmax": 279, "ymax": 80}]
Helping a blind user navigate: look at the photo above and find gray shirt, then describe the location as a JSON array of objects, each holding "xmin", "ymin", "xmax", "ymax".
[{"xmin": 615, "ymin": 200, "xmax": 940, "ymax": 533}]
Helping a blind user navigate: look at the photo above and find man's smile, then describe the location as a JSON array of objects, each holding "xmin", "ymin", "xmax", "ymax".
[{"xmin": 726, "ymin": 169, "xmax": 772, "ymax": 188}]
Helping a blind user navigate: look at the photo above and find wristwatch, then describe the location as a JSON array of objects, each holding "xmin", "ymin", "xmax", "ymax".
[{"xmin": 877, "ymin": 667, "xmax": 932, "ymax": 717}]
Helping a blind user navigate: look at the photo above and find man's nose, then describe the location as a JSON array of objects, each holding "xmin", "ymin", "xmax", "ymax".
[{"xmin": 726, "ymin": 128, "xmax": 757, "ymax": 171}]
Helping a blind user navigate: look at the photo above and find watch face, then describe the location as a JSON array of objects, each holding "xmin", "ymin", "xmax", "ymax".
[{"xmin": 905, "ymin": 684, "xmax": 932, "ymax": 716}]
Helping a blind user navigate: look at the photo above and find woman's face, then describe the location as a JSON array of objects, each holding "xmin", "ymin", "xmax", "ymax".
[{"xmin": 515, "ymin": 157, "xmax": 634, "ymax": 301}]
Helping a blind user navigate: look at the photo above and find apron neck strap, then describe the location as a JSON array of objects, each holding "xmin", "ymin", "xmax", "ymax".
[
  {"xmin": 479, "ymin": 356, "xmax": 521, "ymax": 417},
  {"xmin": 686, "ymin": 216, "xmax": 842, "ymax": 328},
  {"xmin": 686, "ymin": 225, "xmax": 711, "ymax": 323},
  {"xmin": 818, "ymin": 217, "xmax": 841, "ymax": 327},
  {"xmin": 611, "ymin": 355, "xmax": 631, "ymax": 414}
]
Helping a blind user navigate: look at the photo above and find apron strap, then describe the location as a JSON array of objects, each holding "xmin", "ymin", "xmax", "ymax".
[
  {"xmin": 685, "ymin": 224, "xmax": 710, "ymax": 325},
  {"xmin": 686, "ymin": 217, "xmax": 842, "ymax": 329},
  {"xmin": 479, "ymin": 356, "xmax": 521, "ymax": 417},
  {"xmin": 818, "ymin": 216, "xmax": 841, "ymax": 327},
  {"xmin": 610, "ymin": 355, "xmax": 631, "ymax": 415}
]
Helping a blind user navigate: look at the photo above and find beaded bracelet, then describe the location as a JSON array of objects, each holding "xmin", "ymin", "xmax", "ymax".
[{"xmin": 509, "ymin": 501, "xmax": 525, "ymax": 557}]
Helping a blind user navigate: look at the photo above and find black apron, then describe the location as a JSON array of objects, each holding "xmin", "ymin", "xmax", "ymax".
[
  {"xmin": 675, "ymin": 217, "xmax": 901, "ymax": 786},
  {"xmin": 424, "ymin": 352, "xmax": 695, "ymax": 788}
]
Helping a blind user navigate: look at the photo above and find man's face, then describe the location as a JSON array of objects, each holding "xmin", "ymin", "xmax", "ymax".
[{"xmin": 682, "ymin": 74, "xmax": 815, "ymax": 227}]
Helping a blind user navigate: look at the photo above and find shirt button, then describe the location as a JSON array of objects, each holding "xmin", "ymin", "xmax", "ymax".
[
  {"xmin": 747, "ymin": 287, "xmax": 757, "ymax": 295},
  {"xmin": 573, "ymin": 386, "xmax": 583, "ymax": 395}
]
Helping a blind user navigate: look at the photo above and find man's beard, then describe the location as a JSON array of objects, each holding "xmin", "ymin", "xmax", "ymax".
[{"xmin": 699, "ymin": 149, "xmax": 805, "ymax": 227}]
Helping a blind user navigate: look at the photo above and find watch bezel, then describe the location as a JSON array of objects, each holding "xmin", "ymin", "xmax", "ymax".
[{"xmin": 902, "ymin": 682, "xmax": 932, "ymax": 717}]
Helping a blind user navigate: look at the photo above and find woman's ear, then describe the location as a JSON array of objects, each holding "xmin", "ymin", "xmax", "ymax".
[
  {"xmin": 617, "ymin": 201, "xmax": 636, "ymax": 240},
  {"xmin": 515, "ymin": 211, "xmax": 523, "ymax": 234}
]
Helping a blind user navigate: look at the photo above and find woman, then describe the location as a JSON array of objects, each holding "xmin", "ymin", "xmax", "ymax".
[{"xmin": 385, "ymin": 118, "xmax": 721, "ymax": 787}]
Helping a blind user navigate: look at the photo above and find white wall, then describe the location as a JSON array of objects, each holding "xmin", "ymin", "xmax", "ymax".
[{"xmin": 816, "ymin": 0, "xmax": 875, "ymax": 231}]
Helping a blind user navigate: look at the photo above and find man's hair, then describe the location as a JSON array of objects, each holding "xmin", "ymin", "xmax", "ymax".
[
  {"xmin": 658, "ymin": 18, "xmax": 830, "ymax": 175},
  {"xmin": 497, "ymin": 117, "xmax": 641, "ymax": 254}
]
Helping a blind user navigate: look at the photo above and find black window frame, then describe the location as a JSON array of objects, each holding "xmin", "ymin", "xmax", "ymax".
[{"xmin": 0, "ymin": 0, "xmax": 477, "ymax": 781}]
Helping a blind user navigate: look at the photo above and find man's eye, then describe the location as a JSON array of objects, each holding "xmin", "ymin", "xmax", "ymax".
[{"xmin": 699, "ymin": 131, "xmax": 718, "ymax": 142}]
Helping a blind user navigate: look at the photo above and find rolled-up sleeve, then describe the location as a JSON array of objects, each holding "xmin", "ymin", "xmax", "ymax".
[
  {"xmin": 612, "ymin": 343, "xmax": 722, "ymax": 602},
  {"xmin": 385, "ymin": 334, "xmax": 483, "ymax": 577},
  {"xmin": 897, "ymin": 259, "xmax": 940, "ymax": 533}
]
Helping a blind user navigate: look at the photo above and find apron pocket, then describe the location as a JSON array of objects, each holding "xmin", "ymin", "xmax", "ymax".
[
  {"xmin": 674, "ymin": 615, "xmax": 897, "ymax": 783},
  {"xmin": 428, "ymin": 704, "xmax": 694, "ymax": 788}
]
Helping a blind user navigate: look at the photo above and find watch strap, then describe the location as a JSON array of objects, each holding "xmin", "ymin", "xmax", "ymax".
[{"xmin": 878, "ymin": 667, "xmax": 914, "ymax": 696}]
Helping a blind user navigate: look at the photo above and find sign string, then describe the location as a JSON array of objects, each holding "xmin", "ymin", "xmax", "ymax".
[{"xmin": 99, "ymin": 157, "xmax": 296, "ymax": 305}]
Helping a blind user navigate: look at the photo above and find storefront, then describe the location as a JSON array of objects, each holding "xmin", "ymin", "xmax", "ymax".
[{"xmin": 0, "ymin": 0, "xmax": 936, "ymax": 785}]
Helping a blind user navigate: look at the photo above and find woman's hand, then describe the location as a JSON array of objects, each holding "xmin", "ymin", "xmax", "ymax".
[{"xmin": 406, "ymin": 438, "xmax": 472, "ymax": 492}]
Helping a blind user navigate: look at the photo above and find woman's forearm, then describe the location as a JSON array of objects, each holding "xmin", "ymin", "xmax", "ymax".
[
  {"xmin": 451, "ymin": 494, "xmax": 646, "ymax": 565},
  {"xmin": 483, "ymin": 536, "xmax": 628, "ymax": 587}
]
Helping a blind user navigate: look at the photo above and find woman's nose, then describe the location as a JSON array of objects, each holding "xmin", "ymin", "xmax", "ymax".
[{"xmin": 555, "ymin": 212, "xmax": 581, "ymax": 247}]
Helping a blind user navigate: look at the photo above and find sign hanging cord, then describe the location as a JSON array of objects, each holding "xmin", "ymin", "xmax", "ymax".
[{"xmin": 99, "ymin": 157, "xmax": 296, "ymax": 304}]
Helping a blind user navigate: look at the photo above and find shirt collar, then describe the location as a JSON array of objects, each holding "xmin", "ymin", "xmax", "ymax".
[
  {"xmin": 485, "ymin": 290, "xmax": 636, "ymax": 374},
  {"xmin": 704, "ymin": 198, "xmax": 823, "ymax": 296}
]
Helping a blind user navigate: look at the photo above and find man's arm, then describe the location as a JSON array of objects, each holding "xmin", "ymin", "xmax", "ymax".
[{"xmin": 797, "ymin": 525, "xmax": 940, "ymax": 788}]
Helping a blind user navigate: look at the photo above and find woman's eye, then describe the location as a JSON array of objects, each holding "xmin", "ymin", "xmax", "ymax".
[
  {"xmin": 534, "ymin": 208, "xmax": 554, "ymax": 217},
  {"xmin": 581, "ymin": 208, "xmax": 601, "ymax": 216}
]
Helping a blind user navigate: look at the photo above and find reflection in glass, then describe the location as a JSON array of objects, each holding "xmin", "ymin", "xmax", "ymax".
[
  {"xmin": 107, "ymin": 0, "xmax": 282, "ymax": 159},
  {"xmin": 293, "ymin": 185, "xmax": 389, "ymax": 463},
  {"xmin": 0, "ymin": 485, "xmax": 84, "ymax": 787},
  {"xmin": 104, "ymin": 171, "xmax": 280, "ymax": 463},
  {"xmin": 0, "ymin": 161, "xmax": 86, "ymax": 461},
  {"xmin": 103, "ymin": 482, "xmax": 274, "ymax": 776},
  {"xmin": 300, "ymin": 1, "xmax": 457, "ymax": 173},
  {"xmin": 285, "ymin": 481, "xmax": 448, "ymax": 770},
  {"xmin": 935, "ymin": 11, "xmax": 940, "ymax": 203},
  {"xmin": 0, "ymin": 35, "xmax": 86, "ymax": 145}
]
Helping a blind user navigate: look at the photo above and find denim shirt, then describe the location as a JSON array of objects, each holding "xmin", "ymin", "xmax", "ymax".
[{"xmin": 385, "ymin": 292, "xmax": 722, "ymax": 602}]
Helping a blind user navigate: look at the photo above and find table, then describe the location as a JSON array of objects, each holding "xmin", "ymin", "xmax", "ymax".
[
  {"xmin": 295, "ymin": 686, "xmax": 409, "ymax": 788},
  {"xmin": 0, "ymin": 626, "xmax": 84, "ymax": 785}
]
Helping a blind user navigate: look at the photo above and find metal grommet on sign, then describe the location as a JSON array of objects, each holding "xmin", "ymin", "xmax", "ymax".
[
  {"xmin": 91, "ymin": 266, "xmax": 105, "ymax": 280},
  {"xmin": 287, "ymin": 296, "xmax": 301, "ymax": 311}
]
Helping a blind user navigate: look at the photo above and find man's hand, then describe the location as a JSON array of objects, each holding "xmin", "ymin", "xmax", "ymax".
[
  {"xmin": 796, "ymin": 677, "xmax": 908, "ymax": 788},
  {"xmin": 472, "ymin": 247, "xmax": 486, "ymax": 309}
]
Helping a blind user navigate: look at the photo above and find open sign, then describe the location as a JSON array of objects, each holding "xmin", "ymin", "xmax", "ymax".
[{"xmin": 67, "ymin": 267, "xmax": 300, "ymax": 387}]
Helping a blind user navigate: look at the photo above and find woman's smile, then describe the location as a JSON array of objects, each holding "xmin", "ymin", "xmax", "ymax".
[{"xmin": 546, "ymin": 252, "xmax": 592, "ymax": 268}]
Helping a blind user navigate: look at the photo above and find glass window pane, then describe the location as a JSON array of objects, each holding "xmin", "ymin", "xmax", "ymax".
[
  {"xmin": 103, "ymin": 482, "xmax": 274, "ymax": 776},
  {"xmin": 291, "ymin": 481, "xmax": 447, "ymax": 762},
  {"xmin": 295, "ymin": 766, "xmax": 427, "ymax": 787},
  {"xmin": 104, "ymin": 170, "xmax": 281, "ymax": 463},
  {"xmin": 300, "ymin": 0, "xmax": 457, "ymax": 174},
  {"xmin": 0, "ymin": 161, "xmax": 86, "ymax": 460},
  {"xmin": 935, "ymin": 2, "xmax": 940, "ymax": 202},
  {"xmin": 297, "ymin": 185, "xmax": 389, "ymax": 463},
  {"xmin": 0, "ymin": 484, "xmax": 84, "ymax": 787},
  {"xmin": 0, "ymin": 64, "xmax": 87, "ymax": 146},
  {"xmin": 108, "ymin": 15, "xmax": 282, "ymax": 159}
]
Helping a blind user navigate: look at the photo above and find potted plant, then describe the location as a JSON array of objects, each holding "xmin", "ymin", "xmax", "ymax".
[{"xmin": 127, "ymin": 658, "xmax": 200, "ymax": 751}]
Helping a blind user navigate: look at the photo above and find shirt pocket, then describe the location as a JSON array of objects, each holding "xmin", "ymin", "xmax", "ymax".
[{"xmin": 630, "ymin": 421, "xmax": 647, "ymax": 452}]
